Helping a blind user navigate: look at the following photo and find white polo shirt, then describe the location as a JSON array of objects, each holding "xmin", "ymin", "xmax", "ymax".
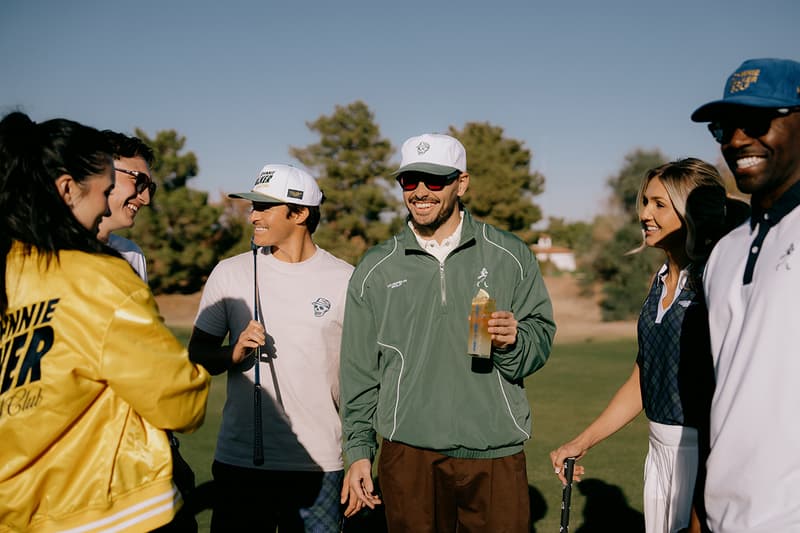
[{"xmin": 703, "ymin": 186, "xmax": 800, "ymax": 532}]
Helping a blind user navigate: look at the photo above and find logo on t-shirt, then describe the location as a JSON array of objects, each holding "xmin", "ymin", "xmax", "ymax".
[{"xmin": 311, "ymin": 298, "xmax": 331, "ymax": 317}]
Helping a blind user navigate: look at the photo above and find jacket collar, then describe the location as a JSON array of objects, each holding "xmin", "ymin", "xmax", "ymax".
[{"xmin": 400, "ymin": 207, "xmax": 478, "ymax": 253}]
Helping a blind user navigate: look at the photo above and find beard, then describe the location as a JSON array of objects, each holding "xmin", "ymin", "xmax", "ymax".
[{"xmin": 409, "ymin": 198, "xmax": 460, "ymax": 238}]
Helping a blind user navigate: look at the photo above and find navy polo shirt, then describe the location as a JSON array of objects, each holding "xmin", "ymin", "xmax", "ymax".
[{"xmin": 637, "ymin": 266, "xmax": 715, "ymax": 428}]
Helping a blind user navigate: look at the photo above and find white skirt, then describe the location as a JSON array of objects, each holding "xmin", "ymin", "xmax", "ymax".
[{"xmin": 643, "ymin": 421, "xmax": 699, "ymax": 533}]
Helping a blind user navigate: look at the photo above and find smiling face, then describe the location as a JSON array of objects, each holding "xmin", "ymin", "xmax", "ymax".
[
  {"xmin": 640, "ymin": 177, "xmax": 685, "ymax": 253},
  {"xmin": 720, "ymin": 109, "xmax": 800, "ymax": 208},
  {"xmin": 249, "ymin": 202, "xmax": 298, "ymax": 248},
  {"xmin": 97, "ymin": 155, "xmax": 152, "ymax": 241},
  {"xmin": 402, "ymin": 172, "xmax": 469, "ymax": 241},
  {"xmin": 68, "ymin": 165, "xmax": 115, "ymax": 233}
]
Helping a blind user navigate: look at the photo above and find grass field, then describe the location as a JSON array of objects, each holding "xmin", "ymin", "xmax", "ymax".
[{"xmin": 174, "ymin": 330, "xmax": 648, "ymax": 532}]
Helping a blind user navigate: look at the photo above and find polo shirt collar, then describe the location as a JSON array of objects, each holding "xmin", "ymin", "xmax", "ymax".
[{"xmin": 750, "ymin": 179, "xmax": 800, "ymax": 230}]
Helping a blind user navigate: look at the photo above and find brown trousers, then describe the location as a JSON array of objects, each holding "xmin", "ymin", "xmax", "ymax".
[{"xmin": 378, "ymin": 440, "xmax": 530, "ymax": 533}]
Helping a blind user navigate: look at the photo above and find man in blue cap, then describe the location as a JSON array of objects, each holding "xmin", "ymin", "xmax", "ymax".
[{"xmin": 691, "ymin": 58, "xmax": 800, "ymax": 532}]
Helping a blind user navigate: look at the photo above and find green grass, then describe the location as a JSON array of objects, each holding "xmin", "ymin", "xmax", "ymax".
[
  {"xmin": 524, "ymin": 338, "xmax": 647, "ymax": 531},
  {"xmin": 173, "ymin": 330, "xmax": 647, "ymax": 532}
]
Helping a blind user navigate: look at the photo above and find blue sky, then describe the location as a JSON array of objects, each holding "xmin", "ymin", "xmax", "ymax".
[{"xmin": 2, "ymin": 1, "xmax": 797, "ymax": 222}]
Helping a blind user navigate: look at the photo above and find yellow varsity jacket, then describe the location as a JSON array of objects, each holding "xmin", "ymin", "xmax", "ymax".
[{"xmin": 0, "ymin": 242, "xmax": 210, "ymax": 532}]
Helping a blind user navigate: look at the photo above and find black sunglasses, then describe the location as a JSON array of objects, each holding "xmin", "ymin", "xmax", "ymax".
[
  {"xmin": 708, "ymin": 107, "xmax": 800, "ymax": 144},
  {"xmin": 397, "ymin": 170, "xmax": 460, "ymax": 192},
  {"xmin": 251, "ymin": 202, "xmax": 286, "ymax": 212},
  {"xmin": 115, "ymin": 167, "xmax": 157, "ymax": 197}
]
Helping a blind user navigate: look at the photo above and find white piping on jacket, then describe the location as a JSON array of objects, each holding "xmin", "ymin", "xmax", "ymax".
[
  {"xmin": 496, "ymin": 372, "xmax": 531, "ymax": 439},
  {"xmin": 61, "ymin": 486, "xmax": 179, "ymax": 533},
  {"xmin": 481, "ymin": 224, "xmax": 524, "ymax": 280},
  {"xmin": 377, "ymin": 341, "xmax": 404, "ymax": 441},
  {"xmin": 360, "ymin": 236, "xmax": 398, "ymax": 298}
]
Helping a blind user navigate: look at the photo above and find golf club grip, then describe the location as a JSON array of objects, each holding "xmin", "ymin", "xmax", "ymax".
[
  {"xmin": 253, "ymin": 383, "xmax": 264, "ymax": 466},
  {"xmin": 559, "ymin": 457, "xmax": 576, "ymax": 532}
]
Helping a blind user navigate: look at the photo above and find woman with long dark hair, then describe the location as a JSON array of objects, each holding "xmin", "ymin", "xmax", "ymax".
[{"xmin": 0, "ymin": 112, "xmax": 209, "ymax": 532}]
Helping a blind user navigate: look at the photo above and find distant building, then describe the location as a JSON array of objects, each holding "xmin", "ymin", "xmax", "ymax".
[{"xmin": 531, "ymin": 235, "xmax": 576, "ymax": 272}]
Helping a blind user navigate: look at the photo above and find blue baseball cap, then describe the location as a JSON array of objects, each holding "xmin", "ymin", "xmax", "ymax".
[{"xmin": 691, "ymin": 58, "xmax": 800, "ymax": 122}]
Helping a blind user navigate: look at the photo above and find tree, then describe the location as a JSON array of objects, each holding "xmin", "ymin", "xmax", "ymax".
[
  {"xmin": 542, "ymin": 217, "xmax": 593, "ymax": 255},
  {"xmin": 119, "ymin": 129, "xmax": 243, "ymax": 293},
  {"xmin": 606, "ymin": 148, "xmax": 669, "ymax": 219},
  {"xmin": 593, "ymin": 223, "xmax": 662, "ymax": 320},
  {"xmin": 449, "ymin": 122, "xmax": 545, "ymax": 243},
  {"xmin": 586, "ymin": 149, "xmax": 667, "ymax": 320},
  {"xmin": 290, "ymin": 101, "xmax": 401, "ymax": 264}
]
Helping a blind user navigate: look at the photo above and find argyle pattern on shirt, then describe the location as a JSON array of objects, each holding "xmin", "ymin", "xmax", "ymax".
[{"xmin": 636, "ymin": 269, "xmax": 711, "ymax": 427}]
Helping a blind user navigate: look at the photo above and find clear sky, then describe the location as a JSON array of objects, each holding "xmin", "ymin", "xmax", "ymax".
[{"xmin": 2, "ymin": 0, "xmax": 797, "ymax": 222}]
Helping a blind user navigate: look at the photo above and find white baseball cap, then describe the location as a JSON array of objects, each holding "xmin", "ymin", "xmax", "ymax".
[
  {"xmin": 393, "ymin": 133, "xmax": 467, "ymax": 176},
  {"xmin": 228, "ymin": 164, "xmax": 323, "ymax": 206}
]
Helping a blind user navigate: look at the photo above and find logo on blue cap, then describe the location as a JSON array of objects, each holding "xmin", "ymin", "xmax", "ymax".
[{"xmin": 691, "ymin": 58, "xmax": 800, "ymax": 122}]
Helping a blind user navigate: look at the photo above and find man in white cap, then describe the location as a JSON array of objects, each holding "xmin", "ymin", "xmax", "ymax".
[
  {"xmin": 339, "ymin": 134, "xmax": 556, "ymax": 530},
  {"xmin": 188, "ymin": 164, "xmax": 353, "ymax": 532},
  {"xmin": 691, "ymin": 58, "xmax": 800, "ymax": 532}
]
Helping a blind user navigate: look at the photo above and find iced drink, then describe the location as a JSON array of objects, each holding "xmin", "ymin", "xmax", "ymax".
[{"xmin": 467, "ymin": 288, "xmax": 495, "ymax": 357}]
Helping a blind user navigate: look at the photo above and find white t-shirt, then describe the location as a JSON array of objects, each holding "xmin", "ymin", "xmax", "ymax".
[
  {"xmin": 195, "ymin": 246, "xmax": 353, "ymax": 472},
  {"xmin": 703, "ymin": 206, "xmax": 800, "ymax": 532},
  {"xmin": 108, "ymin": 234, "xmax": 148, "ymax": 282}
]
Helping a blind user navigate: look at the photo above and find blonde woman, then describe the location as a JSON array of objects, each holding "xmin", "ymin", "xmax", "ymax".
[{"xmin": 550, "ymin": 158, "xmax": 748, "ymax": 533}]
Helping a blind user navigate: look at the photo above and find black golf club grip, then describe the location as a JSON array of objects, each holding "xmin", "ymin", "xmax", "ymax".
[
  {"xmin": 253, "ymin": 384, "xmax": 264, "ymax": 466},
  {"xmin": 559, "ymin": 457, "xmax": 576, "ymax": 532}
]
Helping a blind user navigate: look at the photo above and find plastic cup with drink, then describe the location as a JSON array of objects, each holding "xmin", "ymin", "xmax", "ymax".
[{"xmin": 467, "ymin": 288, "xmax": 495, "ymax": 357}]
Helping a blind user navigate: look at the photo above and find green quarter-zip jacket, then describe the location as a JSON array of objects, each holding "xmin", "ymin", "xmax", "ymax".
[{"xmin": 340, "ymin": 210, "xmax": 556, "ymax": 463}]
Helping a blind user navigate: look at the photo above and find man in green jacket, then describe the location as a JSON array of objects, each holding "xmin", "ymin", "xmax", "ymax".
[{"xmin": 339, "ymin": 133, "xmax": 556, "ymax": 531}]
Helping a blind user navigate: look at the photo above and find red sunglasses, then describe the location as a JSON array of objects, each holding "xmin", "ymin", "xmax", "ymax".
[{"xmin": 397, "ymin": 171, "xmax": 460, "ymax": 192}]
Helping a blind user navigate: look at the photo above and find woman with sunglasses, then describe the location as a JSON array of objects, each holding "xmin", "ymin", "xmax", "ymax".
[
  {"xmin": 550, "ymin": 158, "xmax": 749, "ymax": 533},
  {"xmin": 0, "ymin": 111, "xmax": 209, "ymax": 532},
  {"xmin": 97, "ymin": 130, "xmax": 157, "ymax": 281}
]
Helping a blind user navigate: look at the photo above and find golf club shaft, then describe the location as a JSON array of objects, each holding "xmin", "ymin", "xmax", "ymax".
[
  {"xmin": 253, "ymin": 383, "xmax": 264, "ymax": 465},
  {"xmin": 559, "ymin": 457, "xmax": 576, "ymax": 532},
  {"xmin": 252, "ymin": 242, "xmax": 264, "ymax": 466}
]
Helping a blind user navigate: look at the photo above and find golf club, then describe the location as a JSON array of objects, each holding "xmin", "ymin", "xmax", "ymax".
[
  {"xmin": 559, "ymin": 457, "xmax": 576, "ymax": 532},
  {"xmin": 251, "ymin": 239, "xmax": 264, "ymax": 466}
]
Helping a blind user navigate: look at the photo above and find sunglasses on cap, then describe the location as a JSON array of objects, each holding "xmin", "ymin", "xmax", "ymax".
[
  {"xmin": 115, "ymin": 167, "xmax": 157, "ymax": 197},
  {"xmin": 707, "ymin": 107, "xmax": 800, "ymax": 144},
  {"xmin": 397, "ymin": 170, "xmax": 461, "ymax": 192}
]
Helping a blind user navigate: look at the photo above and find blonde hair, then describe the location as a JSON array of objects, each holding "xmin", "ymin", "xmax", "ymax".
[{"xmin": 630, "ymin": 158, "xmax": 727, "ymax": 261}]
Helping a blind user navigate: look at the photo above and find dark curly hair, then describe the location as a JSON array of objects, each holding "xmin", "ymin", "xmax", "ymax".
[{"xmin": 101, "ymin": 130, "xmax": 155, "ymax": 165}]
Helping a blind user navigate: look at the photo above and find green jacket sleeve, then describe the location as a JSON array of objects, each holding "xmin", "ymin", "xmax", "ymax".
[
  {"xmin": 492, "ymin": 249, "xmax": 556, "ymax": 381},
  {"xmin": 339, "ymin": 276, "xmax": 380, "ymax": 464}
]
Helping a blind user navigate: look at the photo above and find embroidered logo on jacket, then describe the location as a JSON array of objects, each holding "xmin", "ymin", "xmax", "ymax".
[
  {"xmin": 476, "ymin": 267, "xmax": 489, "ymax": 288},
  {"xmin": 387, "ymin": 279, "xmax": 407, "ymax": 289},
  {"xmin": 311, "ymin": 298, "xmax": 331, "ymax": 317}
]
